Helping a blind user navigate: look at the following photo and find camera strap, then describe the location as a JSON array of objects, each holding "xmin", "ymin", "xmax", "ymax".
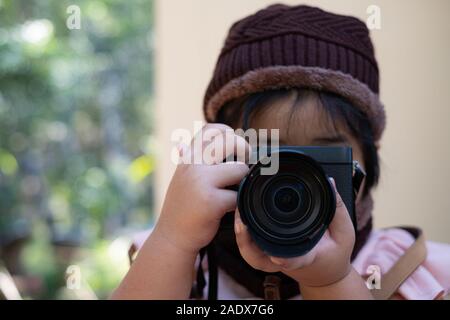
[{"xmin": 370, "ymin": 227, "xmax": 427, "ymax": 300}]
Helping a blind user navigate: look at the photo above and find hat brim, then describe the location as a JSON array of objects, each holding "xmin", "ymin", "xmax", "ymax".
[{"xmin": 204, "ymin": 65, "xmax": 385, "ymax": 141}]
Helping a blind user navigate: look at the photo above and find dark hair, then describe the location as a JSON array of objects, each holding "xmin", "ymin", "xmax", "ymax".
[{"xmin": 216, "ymin": 88, "xmax": 379, "ymax": 196}]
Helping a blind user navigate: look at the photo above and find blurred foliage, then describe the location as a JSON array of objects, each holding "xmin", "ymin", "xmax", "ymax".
[{"xmin": 0, "ymin": 0, "xmax": 154, "ymax": 298}]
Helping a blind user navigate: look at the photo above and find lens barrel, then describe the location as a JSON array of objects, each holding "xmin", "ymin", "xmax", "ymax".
[{"xmin": 237, "ymin": 148, "xmax": 336, "ymax": 257}]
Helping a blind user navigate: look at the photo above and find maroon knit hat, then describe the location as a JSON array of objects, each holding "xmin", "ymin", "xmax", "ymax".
[{"xmin": 203, "ymin": 4, "xmax": 385, "ymax": 140}]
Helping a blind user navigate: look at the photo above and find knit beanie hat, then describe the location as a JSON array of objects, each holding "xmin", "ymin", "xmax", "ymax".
[{"xmin": 203, "ymin": 3, "xmax": 385, "ymax": 141}]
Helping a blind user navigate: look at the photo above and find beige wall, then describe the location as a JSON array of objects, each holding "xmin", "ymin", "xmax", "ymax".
[{"xmin": 154, "ymin": 0, "xmax": 450, "ymax": 242}]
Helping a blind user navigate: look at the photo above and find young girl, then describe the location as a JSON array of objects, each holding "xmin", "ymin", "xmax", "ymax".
[{"xmin": 112, "ymin": 4, "xmax": 450, "ymax": 300}]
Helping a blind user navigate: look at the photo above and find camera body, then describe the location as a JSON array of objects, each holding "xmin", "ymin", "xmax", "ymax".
[{"xmin": 236, "ymin": 146, "xmax": 357, "ymax": 257}]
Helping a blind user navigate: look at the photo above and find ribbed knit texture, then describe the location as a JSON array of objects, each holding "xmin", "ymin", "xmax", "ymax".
[{"xmin": 204, "ymin": 4, "xmax": 380, "ymax": 118}]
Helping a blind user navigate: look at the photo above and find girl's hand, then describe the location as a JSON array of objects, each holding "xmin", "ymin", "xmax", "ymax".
[
  {"xmin": 234, "ymin": 178, "xmax": 355, "ymax": 287},
  {"xmin": 154, "ymin": 123, "xmax": 250, "ymax": 255}
]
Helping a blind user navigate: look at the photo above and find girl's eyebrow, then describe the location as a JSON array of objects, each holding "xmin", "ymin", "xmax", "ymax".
[{"xmin": 311, "ymin": 134, "xmax": 348, "ymax": 144}]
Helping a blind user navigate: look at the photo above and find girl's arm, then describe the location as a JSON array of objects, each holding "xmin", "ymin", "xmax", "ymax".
[
  {"xmin": 300, "ymin": 267, "xmax": 373, "ymax": 300},
  {"xmin": 111, "ymin": 229, "xmax": 197, "ymax": 299},
  {"xmin": 111, "ymin": 124, "xmax": 250, "ymax": 299}
]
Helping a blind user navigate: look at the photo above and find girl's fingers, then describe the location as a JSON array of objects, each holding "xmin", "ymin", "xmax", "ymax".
[
  {"xmin": 214, "ymin": 189, "xmax": 239, "ymax": 216},
  {"xmin": 328, "ymin": 178, "xmax": 355, "ymax": 244},
  {"xmin": 189, "ymin": 123, "xmax": 232, "ymax": 162},
  {"xmin": 191, "ymin": 123, "xmax": 234, "ymax": 164},
  {"xmin": 234, "ymin": 210, "xmax": 279, "ymax": 273},
  {"xmin": 269, "ymin": 250, "xmax": 317, "ymax": 271},
  {"xmin": 210, "ymin": 161, "xmax": 249, "ymax": 188},
  {"xmin": 206, "ymin": 132, "xmax": 250, "ymax": 165},
  {"xmin": 186, "ymin": 124, "xmax": 251, "ymax": 165}
]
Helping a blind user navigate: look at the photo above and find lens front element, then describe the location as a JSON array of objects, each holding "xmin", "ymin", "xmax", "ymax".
[{"xmin": 238, "ymin": 149, "xmax": 336, "ymax": 257}]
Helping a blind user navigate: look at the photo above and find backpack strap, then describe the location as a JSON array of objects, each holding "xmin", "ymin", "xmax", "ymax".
[{"xmin": 371, "ymin": 227, "xmax": 427, "ymax": 300}]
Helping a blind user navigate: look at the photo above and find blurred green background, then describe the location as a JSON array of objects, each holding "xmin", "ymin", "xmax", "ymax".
[{"xmin": 0, "ymin": 0, "xmax": 154, "ymax": 299}]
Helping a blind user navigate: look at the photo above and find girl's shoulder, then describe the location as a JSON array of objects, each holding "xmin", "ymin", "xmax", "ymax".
[{"xmin": 353, "ymin": 228, "xmax": 450, "ymax": 300}]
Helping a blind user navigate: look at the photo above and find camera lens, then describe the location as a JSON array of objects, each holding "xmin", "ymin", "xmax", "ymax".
[
  {"xmin": 274, "ymin": 187, "xmax": 299, "ymax": 213},
  {"xmin": 237, "ymin": 148, "xmax": 336, "ymax": 257},
  {"xmin": 261, "ymin": 177, "xmax": 312, "ymax": 226}
]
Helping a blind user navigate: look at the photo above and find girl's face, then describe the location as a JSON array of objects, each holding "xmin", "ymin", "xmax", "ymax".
[{"xmin": 248, "ymin": 91, "xmax": 366, "ymax": 201}]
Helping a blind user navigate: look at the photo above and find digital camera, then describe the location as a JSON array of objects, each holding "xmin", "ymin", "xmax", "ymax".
[{"xmin": 235, "ymin": 146, "xmax": 365, "ymax": 257}]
